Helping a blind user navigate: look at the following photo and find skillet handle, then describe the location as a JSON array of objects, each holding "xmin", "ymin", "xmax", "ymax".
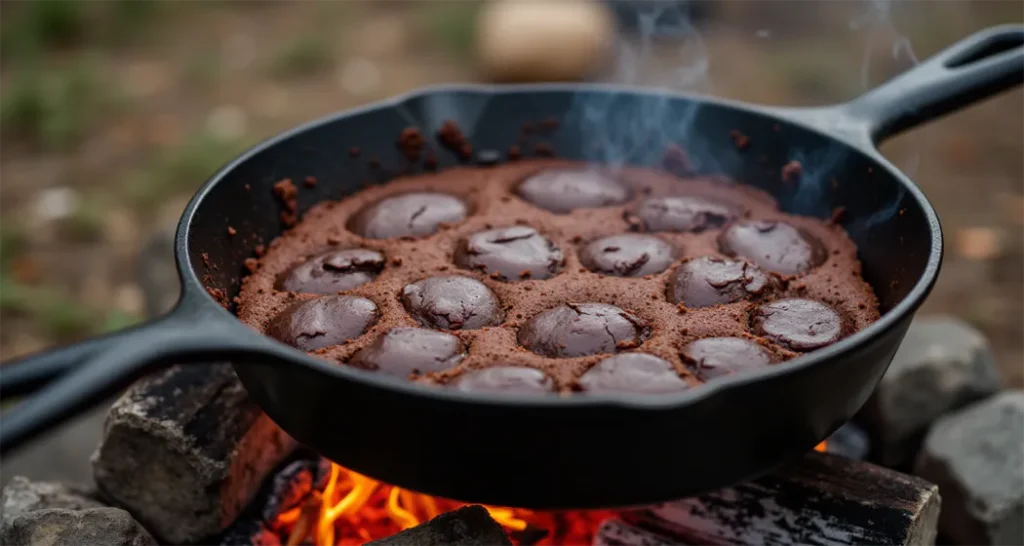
[
  {"xmin": 0, "ymin": 300, "xmax": 291, "ymax": 455},
  {"xmin": 846, "ymin": 24, "xmax": 1024, "ymax": 143}
]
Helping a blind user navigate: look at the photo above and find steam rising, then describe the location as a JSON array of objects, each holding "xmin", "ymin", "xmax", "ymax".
[
  {"xmin": 566, "ymin": 2, "xmax": 712, "ymax": 170},
  {"xmin": 784, "ymin": 0, "xmax": 919, "ymax": 232}
]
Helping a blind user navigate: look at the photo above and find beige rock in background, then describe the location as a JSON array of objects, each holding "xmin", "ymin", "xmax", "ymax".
[{"xmin": 476, "ymin": 0, "xmax": 616, "ymax": 82}]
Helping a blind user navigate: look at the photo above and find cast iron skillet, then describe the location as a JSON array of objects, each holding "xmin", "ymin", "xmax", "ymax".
[{"xmin": 2, "ymin": 26, "xmax": 1021, "ymax": 508}]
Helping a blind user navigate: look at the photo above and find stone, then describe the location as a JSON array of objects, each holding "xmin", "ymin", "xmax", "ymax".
[
  {"xmin": 475, "ymin": 0, "xmax": 615, "ymax": 83},
  {"xmin": 0, "ymin": 477, "xmax": 136, "ymax": 546},
  {"xmin": 2, "ymin": 476, "xmax": 103, "ymax": 518},
  {"xmin": 1, "ymin": 507, "xmax": 156, "ymax": 546},
  {"xmin": 862, "ymin": 316, "xmax": 1001, "ymax": 466},
  {"xmin": 366, "ymin": 505, "xmax": 512, "ymax": 546},
  {"xmin": 914, "ymin": 391, "xmax": 1024, "ymax": 545},
  {"xmin": 92, "ymin": 364, "xmax": 296, "ymax": 544}
]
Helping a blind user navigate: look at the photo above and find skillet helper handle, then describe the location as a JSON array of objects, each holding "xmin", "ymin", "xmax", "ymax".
[
  {"xmin": 847, "ymin": 24, "xmax": 1024, "ymax": 143},
  {"xmin": 1, "ymin": 328, "xmax": 140, "ymax": 398},
  {"xmin": 0, "ymin": 303, "xmax": 290, "ymax": 455}
]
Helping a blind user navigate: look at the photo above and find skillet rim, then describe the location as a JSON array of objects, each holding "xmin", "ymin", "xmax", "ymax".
[{"xmin": 177, "ymin": 83, "xmax": 942, "ymax": 411}]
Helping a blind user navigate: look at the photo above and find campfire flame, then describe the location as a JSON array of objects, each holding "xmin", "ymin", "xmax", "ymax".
[
  {"xmin": 276, "ymin": 462, "xmax": 612, "ymax": 545},
  {"xmin": 277, "ymin": 444, "xmax": 830, "ymax": 545}
]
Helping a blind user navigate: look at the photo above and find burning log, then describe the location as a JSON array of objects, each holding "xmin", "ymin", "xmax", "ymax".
[
  {"xmin": 593, "ymin": 519, "xmax": 676, "ymax": 545},
  {"xmin": 92, "ymin": 364, "xmax": 297, "ymax": 544},
  {"xmin": 620, "ymin": 450, "xmax": 940, "ymax": 546},
  {"xmin": 365, "ymin": 505, "xmax": 513, "ymax": 546}
]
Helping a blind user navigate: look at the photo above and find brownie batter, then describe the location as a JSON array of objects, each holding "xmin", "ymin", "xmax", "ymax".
[{"xmin": 237, "ymin": 159, "xmax": 880, "ymax": 394}]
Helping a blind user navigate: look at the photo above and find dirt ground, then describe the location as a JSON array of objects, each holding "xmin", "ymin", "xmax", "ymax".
[{"xmin": 1, "ymin": 1, "xmax": 1021, "ymax": 384}]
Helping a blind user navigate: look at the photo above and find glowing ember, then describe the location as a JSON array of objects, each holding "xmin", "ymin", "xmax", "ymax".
[
  {"xmin": 815, "ymin": 440, "xmax": 827, "ymax": 452},
  {"xmin": 276, "ymin": 462, "xmax": 613, "ymax": 545}
]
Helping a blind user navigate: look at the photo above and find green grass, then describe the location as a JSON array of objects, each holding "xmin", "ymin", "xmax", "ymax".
[
  {"xmin": 57, "ymin": 195, "xmax": 108, "ymax": 243},
  {"xmin": 0, "ymin": 0, "xmax": 86, "ymax": 58},
  {"xmin": 0, "ymin": 0, "xmax": 160, "ymax": 59},
  {"xmin": 0, "ymin": 57, "xmax": 115, "ymax": 150},
  {"xmin": 185, "ymin": 51, "xmax": 222, "ymax": 90},
  {"xmin": 0, "ymin": 274, "xmax": 142, "ymax": 341},
  {"xmin": 123, "ymin": 131, "xmax": 249, "ymax": 213},
  {"xmin": 269, "ymin": 34, "xmax": 333, "ymax": 80},
  {"xmin": 0, "ymin": 223, "xmax": 29, "ymax": 273},
  {"xmin": 420, "ymin": 1, "xmax": 480, "ymax": 59}
]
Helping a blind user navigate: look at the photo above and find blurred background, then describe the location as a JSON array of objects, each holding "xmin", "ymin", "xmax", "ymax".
[{"xmin": 0, "ymin": 0, "xmax": 1020, "ymax": 383}]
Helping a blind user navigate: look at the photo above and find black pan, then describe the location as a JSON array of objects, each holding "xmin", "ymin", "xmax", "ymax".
[{"xmin": 2, "ymin": 26, "xmax": 1021, "ymax": 509}]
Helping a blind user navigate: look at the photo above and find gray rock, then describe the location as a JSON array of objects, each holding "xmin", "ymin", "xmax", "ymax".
[
  {"xmin": 2, "ymin": 476, "xmax": 103, "ymax": 519},
  {"xmin": 1, "ymin": 507, "xmax": 156, "ymax": 546},
  {"xmin": 863, "ymin": 316, "xmax": 1001, "ymax": 466},
  {"xmin": 92, "ymin": 364, "xmax": 296, "ymax": 544},
  {"xmin": 915, "ymin": 391, "xmax": 1024, "ymax": 545}
]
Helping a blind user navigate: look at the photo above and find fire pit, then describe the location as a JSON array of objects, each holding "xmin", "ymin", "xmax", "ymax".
[{"xmin": 67, "ymin": 363, "xmax": 935, "ymax": 546}]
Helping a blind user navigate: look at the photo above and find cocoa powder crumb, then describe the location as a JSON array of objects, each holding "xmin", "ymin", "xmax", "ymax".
[
  {"xmin": 206, "ymin": 286, "xmax": 228, "ymax": 308},
  {"xmin": 244, "ymin": 258, "xmax": 259, "ymax": 274},
  {"xmin": 729, "ymin": 129, "xmax": 750, "ymax": 150},
  {"xmin": 244, "ymin": 184, "xmax": 251, "ymax": 191},
  {"xmin": 227, "ymin": 226, "xmax": 237, "ymax": 236},
  {"xmin": 254, "ymin": 244, "xmax": 266, "ymax": 257},
  {"xmin": 781, "ymin": 160, "xmax": 803, "ymax": 185},
  {"xmin": 397, "ymin": 126, "xmax": 425, "ymax": 162},
  {"xmin": 304, "ymin": 176, "xmax": 317, "ymax": 188},
  {"xmin": 391, "ymin": 257, "xmax": 403, "ymax": 266},
  {"xmin": 437, "ymin": 120, "xmax": 472, "ymax": 161}
]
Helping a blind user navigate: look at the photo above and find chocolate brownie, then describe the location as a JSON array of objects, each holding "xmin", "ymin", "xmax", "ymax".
[{"xmin": 237, "ymin": 159, "xmax": 880, "ymax": 395}]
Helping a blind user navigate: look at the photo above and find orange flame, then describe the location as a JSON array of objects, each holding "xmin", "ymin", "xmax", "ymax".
[
  {"xmin": 279, "ymin": 445, "xmax": 832, "ymax": 544},
  {"xmin": 815, "ymin": 440, "xmax": 827, "ymax": 452},
  {"xmin": 277, "ymin": 463, "xmax": 601, "ymax": 545}
]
